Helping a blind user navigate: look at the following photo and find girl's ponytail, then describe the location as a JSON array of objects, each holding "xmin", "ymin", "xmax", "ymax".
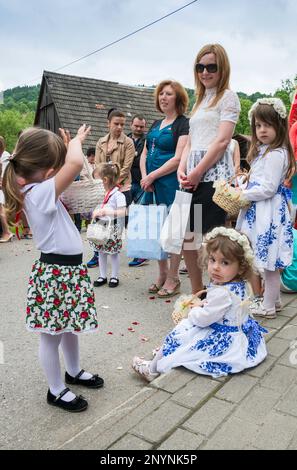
[{"xmin": 2, "ymin": 160, "xmax": 24, "ymax": 225}]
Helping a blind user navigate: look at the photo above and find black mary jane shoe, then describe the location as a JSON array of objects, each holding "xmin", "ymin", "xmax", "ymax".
[
  {"xmin": 94, "ymin": 277, "xmax": 107, "ymax": 287},
  {"xmin": 65, "ymin": 369, "xmax": 104, "ymax": 389},
  {"xmin": 108, "ymin": 277, "xmax": 119, "ymax": 288},
  {"xmin": 47, "ymin": 388, "xmax": 88, "ymax": 412}
]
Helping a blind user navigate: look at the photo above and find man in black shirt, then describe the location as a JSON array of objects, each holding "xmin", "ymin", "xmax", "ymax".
[
  {"xmin": 128, "ymin": 115, "xmax": 146, "ymax": 203},
  {"xmin": 127, "ymin": 115, "xmax": 148, "ymax": 267}
]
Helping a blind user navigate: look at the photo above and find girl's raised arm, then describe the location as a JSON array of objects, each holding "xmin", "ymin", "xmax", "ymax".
[{"xmin": 55, "ymin": 125, "xmax": 91, "ymax": 199}]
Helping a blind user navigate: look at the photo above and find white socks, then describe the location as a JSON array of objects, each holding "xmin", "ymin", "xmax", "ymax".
[
  {"xmin": 99, "ymin": 252, "xmax": 108, "ymax": 279},
  {"xmin": 99, "ymin": 252, "xmax": 119, "ymax": 279},
  {"xmin": 110, "ymin": 253, "xmax": 120, "ymax": 279},
  {"xmin": 263, "ymin": 270, "xmax": 280, "ymax": 310},
  {"xmin": 39, "ymin": 333, "xmax": 91, "ymax": 402},
  {"xmin": 60, "ymin": 333, "xmax": 92, "ymax": 380},
  {"xmin": 150, "ymin": 348, "xmax": 164, "ymax": 373}
]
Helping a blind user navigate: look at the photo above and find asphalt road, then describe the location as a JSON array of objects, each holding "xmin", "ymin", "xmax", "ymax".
[{"xmin": 0, "ymin": 232, "xmax": 189, "ymax": 450}]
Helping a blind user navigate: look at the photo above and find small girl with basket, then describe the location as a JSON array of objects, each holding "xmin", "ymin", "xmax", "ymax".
[
  {"xmin": 90, "ymin": 162, "xmax": 126, "ymax": 288},
  {"xmin": 3, "ymin": 125, "xmax": 102, "ymax": 413},
  {"xmin": 132, "ymin": 227, "xmax": 267, "ymax": 381},
  {"xmin": 236, "ymin": 98, "xmax": 296, "ymax": 319}
]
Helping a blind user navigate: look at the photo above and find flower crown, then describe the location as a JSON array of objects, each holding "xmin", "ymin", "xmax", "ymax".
[
  {"xmin": 248, "ymin": 97, "xmax": 287, "ymax": 123},
  {"xmin": 205, "ymin": 227, "xmax": 254, "ymax": 267}
]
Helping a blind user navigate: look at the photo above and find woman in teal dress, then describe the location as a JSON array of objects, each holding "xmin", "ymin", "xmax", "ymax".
[{"xmin": 140, "ymin": 80, "xmax": 189, "ymax": 298}]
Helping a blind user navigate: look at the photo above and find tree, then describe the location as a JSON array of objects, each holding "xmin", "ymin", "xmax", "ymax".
[
  {"xmin": 274, "ymin": 76, "xmax": 297, "ymax": 113},
  {"xmin": 235, "ymin": 98, "xmax": 252, "ymax": 135},
  {"xmin": 0, "ymin": 109, "xmax": 34, "ymax": 152}
]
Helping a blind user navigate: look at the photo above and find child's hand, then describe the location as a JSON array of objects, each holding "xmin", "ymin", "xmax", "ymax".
[
  {"xmin": 92, "ymin": 208, "xmax": 106, "ymax": 218},
  {"xmin": 76, "ymin": 124, "xmax": 91, "ymax": 143},
  {"xmin": 59, "ymin": 128, "xmax": 71, "ymax": 148},
  {"xmin": 189, "ymin": 298, "xmax": 205, "ymax": 308}
]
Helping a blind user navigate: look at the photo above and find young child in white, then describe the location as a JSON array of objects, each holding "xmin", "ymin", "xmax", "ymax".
[
  {"xmin": 91, "ymin": 162, "xmax": 126, "ymax": 288},
  {"xmin": 236, "ymin": 98, "xmax": 296, "ymax": 319},
  {"xmin": 3, "ymin": 125, "xmax": 103, "ymax": 413},
  {"xmin": 132, "ymin": 227, "xmax": 267, "ymax": 381}
]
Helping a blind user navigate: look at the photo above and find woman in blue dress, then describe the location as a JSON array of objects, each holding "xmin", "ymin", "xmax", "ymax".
[{"xmin": 140, "ymin": 80, "xmax": 189, "ymax": 298}]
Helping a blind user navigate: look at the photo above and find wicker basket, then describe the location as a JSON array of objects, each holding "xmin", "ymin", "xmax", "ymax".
[
  {"xmin": 61, "ymin": 158, "xmax": 105, "ymax": 214},
  {"xmin": 212, "ymin": 173, "xmax": 250, "ymax": 217},
  {"xmin": 171, "ymin": 290, "xmax": 207, "ymax": 325}
]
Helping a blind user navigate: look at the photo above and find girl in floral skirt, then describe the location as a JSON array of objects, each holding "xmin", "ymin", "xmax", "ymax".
[
  {"xmin": 236, "ymin": 98, "xmax": 296, "ymax": 319},
  {"xmin": 3, "ymin": 125, "xmax": 103, "ymax": 413},
  {"xmin": 132, "ymin": 227, "xmax": 267, "ymax": 381},
  {"xmin": 91, "ymin": 163, "xmax": 126, "ymax": 288}
]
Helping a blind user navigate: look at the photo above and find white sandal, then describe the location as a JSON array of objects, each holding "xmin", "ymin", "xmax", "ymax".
[{"xmin": 132, "ymin": 356, "xmax": 159, "ymax": 382}]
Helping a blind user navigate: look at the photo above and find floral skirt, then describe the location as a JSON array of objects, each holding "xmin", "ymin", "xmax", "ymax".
[
  {"xmin": 26, "ymin": 260, "xmax": 98, "ymax": 335},
  {"xmin": 90, "ymin": 223, "xmax": 123, "ymax": 254}
]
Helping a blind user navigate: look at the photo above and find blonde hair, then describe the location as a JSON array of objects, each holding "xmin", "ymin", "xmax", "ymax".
[
  {"xmin": 192, "ymin": 43, "xmax": 231, "ymax": 113},
  {"xmin": 3, "ymin": 127, "xmax": 66, "ymax": 225},
  {"xmin": 94, "ymin": 162, "xmax": 121, "ymax": 187},
  {"xmin": 248, "ymin": 103, "xmax": 296, "ymax": 180},
  {"xmin": 154, "ymin": 80, "xmax": 189, "ymax": 115}
]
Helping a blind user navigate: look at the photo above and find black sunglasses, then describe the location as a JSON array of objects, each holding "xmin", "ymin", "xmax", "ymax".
[{"xmin": 195, "ymin": 63, "xmax": 218, "ymax": 74}]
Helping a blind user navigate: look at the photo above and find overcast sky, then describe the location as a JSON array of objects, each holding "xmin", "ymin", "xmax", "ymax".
[{"xmin": 0, "ymin": 0, "xmax": 296, "ymax": 95}]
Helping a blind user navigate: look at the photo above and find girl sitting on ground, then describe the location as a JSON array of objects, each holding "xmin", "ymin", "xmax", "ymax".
[{"xmin": 132, "ymin": 227, "xmax": 267, "ymax": 380}]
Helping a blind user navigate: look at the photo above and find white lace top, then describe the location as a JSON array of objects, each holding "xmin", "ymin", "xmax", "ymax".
[{"xmin": 187, "ymin": 88, "xmax": 241, "ymax": 182}]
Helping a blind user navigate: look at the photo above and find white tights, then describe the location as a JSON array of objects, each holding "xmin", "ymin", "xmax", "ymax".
[
  {"xmin": 99, "ymin": 252, "xmax": 120, "ymax": 279},
  {"xmin": 39, "ymin": 332, "xmax": 91, "ymax": 400},
  {"xmin": 263, "ymin": 270, "xmax": 280, "ymax": 310}
]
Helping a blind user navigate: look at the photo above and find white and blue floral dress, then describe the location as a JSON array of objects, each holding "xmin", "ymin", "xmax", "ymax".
[
  {"xmin": 236, "ymin": 145, "xmax": 293, "ymax": 271},
  {"xmin": 156, "ymin": 281, "xmax": 267, "ymax": 378}
]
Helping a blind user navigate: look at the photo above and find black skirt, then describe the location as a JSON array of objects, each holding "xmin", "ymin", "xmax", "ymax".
[{"xmin": 188, "ymin": 182, "xmax": 226, "ymax": 234}]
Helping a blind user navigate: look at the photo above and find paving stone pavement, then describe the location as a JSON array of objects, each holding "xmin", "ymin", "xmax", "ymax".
[
  {"xmin": 58, "ymin": 292, "xmax": 297, "ymax": 451},
  {"xmin": 1, "ymin": 237, "xmax": 297, "ymax": 450}
]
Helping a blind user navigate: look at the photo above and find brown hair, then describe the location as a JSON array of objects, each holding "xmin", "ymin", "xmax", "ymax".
[
  {"xmin": 203, "ymin": 233, "xmax": 253, "ymax": 280},
  {"xmin": 107, "ymin": 110, "xmax": 126, "ymax": 122},
  {"xmin": 0, "ymin": 136, "xmax": 5, "ymax": 155},
  {"xmin": 154, "ymin": 80, "xmax": 189, "ymax": 115},
  {"xmin": 3, "ymin": 127, "xmax": 66, "ymax": 225},
  {"xmin": 248, "ymin": 103, "xmax": 296, "ymax": 180},
  {"xmin": 93, "ymin": 162, "xmax": 121, "ymax": 188},
  {"xmin": 192, "ymin": 43, "xmax": 231, "ymax": 113}
]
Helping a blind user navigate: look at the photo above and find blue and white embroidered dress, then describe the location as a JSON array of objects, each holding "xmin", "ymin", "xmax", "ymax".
[
  {"xmin": 236, "ymin": 145, "xmax": 293, "ymax": 271},
  {"xmin": 156, "ymin": 281, "xmax": 267, "ymax": 378}
]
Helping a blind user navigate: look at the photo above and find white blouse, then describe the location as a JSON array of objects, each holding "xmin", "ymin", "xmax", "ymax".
[
  {"xmin": 189, "ymin": 88, "xmax": 241, "ymax": 150},
  {"xmin": 187, "ymin": 88, "xmax": 241, "ymax": 182}
]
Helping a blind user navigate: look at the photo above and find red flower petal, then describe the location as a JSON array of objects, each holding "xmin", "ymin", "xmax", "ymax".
[
  {"xmin": 107, "ymin": 331, "xmax": 113, "ymax": 335},
  {"xmin": 165, "ymin": 300, "xmax": 171, "ymax": 303},
  {"xmin": 128, "ymin": 327, "xmax": 135, "ymax": 332},
  {"xmin": 149, "ymin": 296, "xmax": 155, "ymax": 300},
  {"xmin": 132, "ymin": 321, "xmax": 140, "ymax": 325}
]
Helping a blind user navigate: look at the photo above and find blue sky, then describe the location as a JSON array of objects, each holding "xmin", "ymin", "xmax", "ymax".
[{"xmin": 0, "ymin": 0, "xmax": 296, "ymax": 94}]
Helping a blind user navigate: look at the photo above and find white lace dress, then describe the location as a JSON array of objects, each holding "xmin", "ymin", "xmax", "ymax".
[
  {"xmin": 187, "ymin": 88, "xmax": 241, "ymax": 181},
  {"xmin": 236, "ymin": 145, "xmax": 293, "ymax": 271},
  {"xmin": 156, "ymin": 281, "xmax": 267, "ymax": 378}
]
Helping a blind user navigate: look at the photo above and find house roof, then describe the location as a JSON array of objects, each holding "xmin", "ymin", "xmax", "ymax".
[{"xmin": 35, "ymin": 70, "xmax": 162, "ymax": 147}]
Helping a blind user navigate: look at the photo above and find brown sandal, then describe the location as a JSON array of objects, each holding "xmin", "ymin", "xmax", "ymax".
[
  {"xmin": 157, "ymin": 278, "xmax": 181, "ymax": 298},
  {"xmin": 148, "ymin": 283, "xmax": 163, "ymax": 294}
]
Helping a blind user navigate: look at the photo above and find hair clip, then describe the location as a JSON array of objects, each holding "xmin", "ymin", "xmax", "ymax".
[{"xmin": 8, "ymin": 153, "xmax": 16, "ymax": 161}]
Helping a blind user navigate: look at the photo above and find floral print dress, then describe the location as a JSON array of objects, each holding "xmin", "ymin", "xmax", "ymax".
[
  {"xmin": 236, "ymin": 145, "xmax": 293, "ymax": 271},
  {"xmin": 156, "ymin": 281, "xmax": 267, "ymax": 378}
]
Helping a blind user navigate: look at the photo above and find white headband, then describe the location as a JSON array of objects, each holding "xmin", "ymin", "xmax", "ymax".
[
  {"xmin": 205, "ymin": 227, "xmax": 254, "ymax": 267},
  {"xmin": 248, "ymin": 97, "xmax": 287, "ymax": 123}
]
